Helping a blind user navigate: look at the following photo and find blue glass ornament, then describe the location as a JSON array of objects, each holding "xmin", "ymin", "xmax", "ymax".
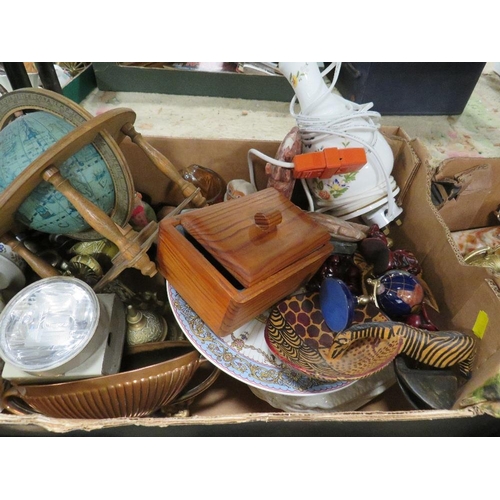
[{"xmin": 319, "ymin": 277, "xmax": 356, "ymax": 332}]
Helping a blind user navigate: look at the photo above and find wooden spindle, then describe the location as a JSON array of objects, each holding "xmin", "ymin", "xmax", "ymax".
[
  {"xmin": 42, "ymin": 165, "xmax": 157, "ymax": 278},
  {"xmin": 1, "ymin": 233, "xmax": 60, "ymax": 278},
  {"xmin": 121, "ymin": 122, "xmax": 207, "ymax": 208}
]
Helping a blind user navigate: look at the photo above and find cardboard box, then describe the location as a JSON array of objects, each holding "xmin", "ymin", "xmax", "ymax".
[
  {"xmin": 2, "ymin": 127, "xmax": 500, "ymax": 436},
  {"xmin": 429, "ymin": 157, "xmax": 500, "ymax": 414}
]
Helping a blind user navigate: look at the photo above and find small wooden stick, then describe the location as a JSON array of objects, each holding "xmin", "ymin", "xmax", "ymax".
[
  {"xmin": 165, "ymin": 188, "xmax": 202, "ymax": 218},
  {"xmin": 1, "ymin": 232, "xmax": 60, "ymax": 278}
]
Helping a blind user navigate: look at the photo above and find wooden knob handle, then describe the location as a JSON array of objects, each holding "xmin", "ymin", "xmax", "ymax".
[{"xmin": 254, "ymin": 210, "xmax": 282, "ymax": 231}]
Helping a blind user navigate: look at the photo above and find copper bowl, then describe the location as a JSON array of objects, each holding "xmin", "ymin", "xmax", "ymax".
[{"xmin": 0, "ymin": 341, "xmax": 203, "ymax": 419}]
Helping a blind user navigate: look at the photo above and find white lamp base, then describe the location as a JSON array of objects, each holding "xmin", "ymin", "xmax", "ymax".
[{"xmin": 360, "ymin": 202, "xmax": 404, "ymax": 228}]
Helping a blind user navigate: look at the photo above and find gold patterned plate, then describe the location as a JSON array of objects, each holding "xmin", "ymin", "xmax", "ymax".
[
  {"xmin": 264, "ymin": 291, "xmax": 402, "ymax": 381},
  {"xmin": 167, "ymin": 283, "xmax": 354, "ymax": 395}
]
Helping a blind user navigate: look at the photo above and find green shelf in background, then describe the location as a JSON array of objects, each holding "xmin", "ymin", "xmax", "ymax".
[
  {"xmin": 62, "ymin": 64, "xmax": 97, "ymax": 104},
  {"xmin": 93, "ymin": 62, "xmax": 295, "ymax": 102}
]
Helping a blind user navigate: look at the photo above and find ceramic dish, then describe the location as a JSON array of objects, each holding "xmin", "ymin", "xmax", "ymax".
[
  {"xmin": 0, "ymin": 253, "xmax": 25, "ymax": 291},
  {"xmin": 167, "ymin": 283, "xmax": 353, "ymax": 395},
  {"xmin": 249, "ymin": 364, "xmax": 396, "ymax": 412},
  {"xmin": 264, "ymin": 291, "xmax": 402, "ymax": 381},
  {"xmin": 0, "ymin": 341, "xmax": 202, "ymax": 418},
  {"xmin": 0, "ymin": 241, "xmax": 26, "ymax": 271}
]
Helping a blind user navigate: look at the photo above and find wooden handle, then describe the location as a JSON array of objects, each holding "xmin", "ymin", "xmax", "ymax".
[
  {"xmin": 1, "ymin": 387, "xmax": 37, "ymax": 416},
  {"xmin": 254, "ymin": 209, "xmax": 282, "ymax": 231},
  {"xmin": 42, "ymin": 166, "xmax": 156, "ymax": 277},
  {"xmin": 162, "ymin": 361, "xmax": 220, "ymax": 411},
  {"xmin": 121, "ymin": 123, "xmax": 207, "ymax": 208},
  {"xmin": 1, "ymin": 233, "xmax": 60, "ymax": 278}
]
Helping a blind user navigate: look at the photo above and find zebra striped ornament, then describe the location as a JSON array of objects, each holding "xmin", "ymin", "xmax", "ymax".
[{"xmin": 328, "ymin": 321, "xmax": 477, "ymax": 379}]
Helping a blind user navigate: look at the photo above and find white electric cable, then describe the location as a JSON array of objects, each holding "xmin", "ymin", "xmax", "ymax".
[
  {"xmin": 247, "ymin": 148, "xmax": 318, "ymax": 212},
  {"xmin": 290, "ymin": 62, "xmax": 397, "ymax": 219},
  {"xmin": 247, "ymin": 62, "xmax": 397, "ymax": 220},
  {"xmin": 300, "ymin": 178, "xmax": 316, "ymax": 212},
  {"xmin": 247, "ymin": 148, "xmax": 294, "ymax": 189}
]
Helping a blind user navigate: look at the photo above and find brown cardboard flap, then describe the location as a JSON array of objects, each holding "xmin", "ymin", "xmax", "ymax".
[
  {"xmin": 435, "ymin": 158, "xmax": 500, "ymax": 231},
  {"xmin": 381, "ymin": 130, "xmax": 423, "ymax": 207},
  {"xmin": 389, "ymin": 153, "xmax": 500, "ymax": 404},
  {"xmin": 431, "ymin": 156, "xmax": 500, "ymax": 402}
]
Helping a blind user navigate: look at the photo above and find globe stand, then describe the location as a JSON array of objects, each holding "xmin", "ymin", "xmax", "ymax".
[
  {"xmin": 0, "ymin": 108, "xmax": 158, "ymax": 282},
  {"xmin": 2, "ymin": 187, "xmax": 201, "ymax": 291},
  {"xmin": 0, "ymin": 88, "xmax": 207, "ymax": 287},
  {"xmin": 0, "ymin": 89, "xmax": 136, "ymax": 240},
  {"xmin": 0, "ymin": 88, "xmax": 207, "ymax": 215},
  {"xmin": 42, "ymin": 164, "xmax": 158, "ymax": 291}
]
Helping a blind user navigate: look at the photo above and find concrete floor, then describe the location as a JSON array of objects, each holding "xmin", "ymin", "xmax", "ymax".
[{"xmin": 81, "ymin": 63, "xmax": 500, "ymax": 170}]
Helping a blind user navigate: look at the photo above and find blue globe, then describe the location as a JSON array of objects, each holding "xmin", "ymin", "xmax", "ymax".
[
  {"xmin": 0, "ymin": 111, "xmax": 115, "ymax": 235},
  {"xmin": 375, "ymin": 270, "xmax": 424, "ymax": 318}
]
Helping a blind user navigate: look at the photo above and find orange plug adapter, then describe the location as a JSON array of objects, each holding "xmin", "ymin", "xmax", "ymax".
[{"xmin": 293, "ymin": 147, "xmax": 367, "ymax": 179}]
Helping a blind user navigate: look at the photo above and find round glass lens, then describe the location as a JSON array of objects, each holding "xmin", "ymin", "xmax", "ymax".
[{"xmin": 0, "ymin": 277, "xmax": 99, "ymax": 372}]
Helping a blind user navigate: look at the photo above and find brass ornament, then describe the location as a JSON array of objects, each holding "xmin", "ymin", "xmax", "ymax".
[
  {"xmin": 67, "ymin": 254, "xmax": 103, "ymax": 286},
  {"xmin": 126, "ymin": 305, "xmax": 168, "ymax": 346},
  {"xmin": 69, "ymin": 239, "xmax": 119, "ymax": 261},
  {"xmin": 463, "ymin": 246, "xmax": 500, "ymax": 276}
]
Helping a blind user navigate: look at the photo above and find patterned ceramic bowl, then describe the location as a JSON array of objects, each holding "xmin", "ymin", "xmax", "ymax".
[
  {"xmin": 0, "ymin": 242, "xmax": 26, "ymax": 291},
  {"xmin": 0, "ymin": 341, "xmax": 202, "ymax": 419},
  {"xmin": 0, "ymin": 242, "xmax": 25, "ymax": 270}
]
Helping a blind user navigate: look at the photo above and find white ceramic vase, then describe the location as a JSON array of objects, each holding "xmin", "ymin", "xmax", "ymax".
[{"xmin": 279, "ymin": 62, "xmax": 402, "ymax": 227}]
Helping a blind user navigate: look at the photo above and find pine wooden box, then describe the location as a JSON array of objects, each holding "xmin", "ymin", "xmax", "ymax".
[{"xmin": 156, "ymin": 188, "xmax": 333, "ymax": 336}]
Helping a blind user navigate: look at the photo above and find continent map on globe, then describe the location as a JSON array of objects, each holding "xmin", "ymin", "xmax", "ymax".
[{"xmin": 0, "ymin": 111, "xmax": 115, "ymax": 235}]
